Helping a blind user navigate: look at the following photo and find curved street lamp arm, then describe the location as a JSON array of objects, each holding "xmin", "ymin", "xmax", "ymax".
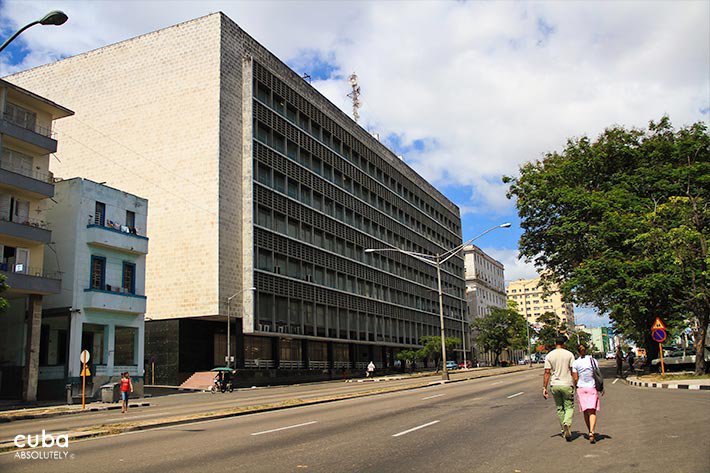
[
  {"xmin": 439, "ymin": 223, "xmax": 511, "ymax": 264},
  {"xmin": 0, "ymin": 21, "xmax": 39, "ymax": 53}
]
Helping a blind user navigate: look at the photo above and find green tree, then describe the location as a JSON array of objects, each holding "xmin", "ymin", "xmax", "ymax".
[
  {"xmin": 472, "ymin": 305, "xmax": 527, "ymax": 366},
  {"xmin": 534, "ymin": 312, "xmax": 565, "ymax": 353},
  {"xmin": 0, "ymin": 274, "xmax": 8, "ymax": 314},
  {"xmin": 504, "ymin": 117, "xmax": 709, "ymax": 373},
  {"xmin": 418, "ymin": 335, "xmax": 462, "ymax": 370}
]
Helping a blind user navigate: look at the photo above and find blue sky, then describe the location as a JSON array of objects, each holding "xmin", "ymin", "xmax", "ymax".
[{"xmin": 3, "ymin": 1, "xmax": 708, "ymax": 328}]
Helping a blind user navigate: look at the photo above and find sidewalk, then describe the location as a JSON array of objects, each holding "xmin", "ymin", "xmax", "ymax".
[
  {"xmin": 624, "ymin": 375, "xmax": 710, "ymax": 391},
  {"xmin": 0, "ymin": 401, "xmax": 151, "ymax": 423}
]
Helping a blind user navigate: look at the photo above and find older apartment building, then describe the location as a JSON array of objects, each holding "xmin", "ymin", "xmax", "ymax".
[
  {"xmin": 7, "ymin": 13, "xmax": 466, "ymax": 385},
  {"xmin": 463, "ymin": 244, "xmax": 506, "ymax": 319},
  {"xmin": 0, "ymin": 79, "xmax": 73, "ymax": 400},
  {"xmin": 506, "ymin": 277, "xmax": 575, "ymax": 328}
]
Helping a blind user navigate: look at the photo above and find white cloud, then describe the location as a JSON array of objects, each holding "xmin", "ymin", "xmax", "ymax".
[
  {"xmin": 2, "ymin": 1, "xmax": 708, "ymax": 213},
  {"xmin": 481, "ymin": 247, "xmax": 538, "ymax": 281}
]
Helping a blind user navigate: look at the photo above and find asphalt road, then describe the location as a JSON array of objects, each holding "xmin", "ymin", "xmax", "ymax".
[
  {"xmin": 0, "ymin": 366, "xmax": 529, "ymax": 444},
  {"xmin": 1, "ymin": 363, "xmax": 708, "ymax": 473}
]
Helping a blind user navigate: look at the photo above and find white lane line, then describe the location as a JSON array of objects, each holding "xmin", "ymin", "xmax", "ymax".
[
  {"xmin": 613, "ymin": 378, "xmax": 619, "ymax": 384},
  {"xmin": 392, "ymin": 420, "xmax": 440, "ymax": 437},
  {"xmin": 421, "ymin": 394, "xmax": 444, "ymax": 400},
  {"xmin": 250, "ymin": 420, "xmax": 318, "ymax": 436},
  {"xmin": 491, "ymin": 381, "xmax": 503, "ymax": 385},
  {"xmin": 507, "ymin": 392, "xmax": 525, "ymax": 399}
]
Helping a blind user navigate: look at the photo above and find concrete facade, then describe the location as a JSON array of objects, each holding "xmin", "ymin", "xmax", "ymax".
[
  {"xmin": 506, "ymin": 277, "xmax": 575, "ymax": 328},
  {"xmin": 0, "ymin": 79, "xmax": 72, "ymax": 400},
  {"xmin": 7, "ymin": 13, "xmax": 466, "ymax": 385},
  {"xmin": 39, "ymin": 178, "xmax": 148, "ymax": 399},
  {"xmin": 463, "ymin": 244, "xmax": 506, "ymax": 319}
]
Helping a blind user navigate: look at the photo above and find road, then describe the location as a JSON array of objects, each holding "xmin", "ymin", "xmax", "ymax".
[
  {"xmin": 0, "ymin": 366, "xmax": 527, "ymax": 444},
  {"xmin": 1, "ymin": 364, "xmax": 708, "ymax": 473}
]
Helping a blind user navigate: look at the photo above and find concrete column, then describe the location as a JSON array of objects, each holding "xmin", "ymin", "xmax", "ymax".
[
  {"xmin": 137, "ymin": 318, "xmax": 145, "ymax": 376},
  {"xmin": 68, "ymin": 311, "xmax": 83, "ymax": 379},
  {"xmin": 106, "ymin": 324, "xmax": 115, "ymax": 376},
  {"xmin": 22, "ymin": 295, "xmax": 42, "ymax": 401}
]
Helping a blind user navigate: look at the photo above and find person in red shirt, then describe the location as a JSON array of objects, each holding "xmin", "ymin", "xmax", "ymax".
[{"xmin": 120, "ymin": 372, "xmax": 133, "ymax": 413}]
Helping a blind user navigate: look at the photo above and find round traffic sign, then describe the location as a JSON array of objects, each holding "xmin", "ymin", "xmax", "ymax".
[
  {"xmin": 651, "ymin": 328, "xmax": 667, "ymax": 343},
  {"xmin": 80, "ymin": 350, "xmax": 91, "ymax": 364}
]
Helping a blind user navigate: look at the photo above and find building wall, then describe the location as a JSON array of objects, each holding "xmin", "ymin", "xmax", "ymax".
[
  {"xmin": 463, "ymin": 244, "xmax": 506, "ymax": 319},
  {"xmin": 506, "ymin": 277, "xmax": 574, "ymax": 327},
  {"xmin": 8, "ymin": 14, "xmax": 223, "ymax": 321}
]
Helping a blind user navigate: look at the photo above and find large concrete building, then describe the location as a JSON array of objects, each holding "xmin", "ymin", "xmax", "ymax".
[
  {"xmin": 0, "ymin": 79, "xmax": 72, "ymax": 400},
  {"xmin": 7, "ymin": 13, "xmax": 466, "ymax": 385},
  {"xmin": 506, "ymin": 277, "xmax": 574, "ymax": 328},
  {"xmin": 40, "ymin": 178, "xmax": 148, "ymax": 399}
]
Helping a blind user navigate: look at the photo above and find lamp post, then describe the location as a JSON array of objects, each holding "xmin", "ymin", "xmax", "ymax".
[
  {"xmin": 226, "ymin": 287, "xmax": 255, "ymax": 369},
  {"xmin": 0, "ymin": 11, "xmax": 68, "ymax": 53},
  {"xmin": 366, "ymin": 222, "xmax": 511, "ymax": 381}
]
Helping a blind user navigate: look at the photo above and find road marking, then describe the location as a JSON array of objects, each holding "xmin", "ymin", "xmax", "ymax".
[
  {"xmin": 613, "ymin": 378, "xmax": 619, "ymax": 384},
  {"xmin": 491, "ymin": 381, "xmax": 503, "ymax": 385},
  {"xmin": 507, "ymin": 392, "xmax": 525, "ymax": 399},
  {"xmin": 392, "ymin": 420, "xmax": 440, "ymax": 437},
  {"xmin": 421, "ymin": 394, "xmax": 444, "ymax": 400},
  {"xmin": 250, "ymin": 421, "xmax": 318, "ymax": 436}
]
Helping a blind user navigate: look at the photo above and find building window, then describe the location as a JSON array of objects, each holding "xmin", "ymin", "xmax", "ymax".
[
  {"xmin": 122, "ymin": 262, "xmax": 136, "ymax": 294},
  {"xmin": 114, "ymin": 326, "xmax": 137, "ymax": 365},
  {"xmin": 5, "ymin": 102, "xmax": 37, "ymax": 132},
  {"xmin": 90, "ymin": 256, "xmax": 106, "ymax": 290},
  {"xmin": 125, "ymin": 210, "xmax": 135, "ymax": 228},
  {"xmin": 95, "ymin": 202, "xmax": 106, "ymax": 226}
]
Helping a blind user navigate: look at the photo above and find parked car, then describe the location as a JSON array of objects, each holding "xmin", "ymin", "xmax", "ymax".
[
  {"xmin": 445, "ymin": 361, "xmax": 458, "ymax": 370},
  {"xmin": 651, "ymin": 347, "xmax": 710, "ymax": 372},
  {"xmin": 605, "ymin": 352, "xmax": 616, "ymax": 360}
]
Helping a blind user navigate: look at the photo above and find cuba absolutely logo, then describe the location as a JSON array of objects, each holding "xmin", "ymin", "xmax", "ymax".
[{"xmin": 13, "ymin": 430, "xmax": 72, "ymax": 460}]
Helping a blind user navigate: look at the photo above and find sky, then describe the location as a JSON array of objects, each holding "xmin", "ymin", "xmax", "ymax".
[{"xmin": 1, "ymin": 0, "xmax": 708, "ymax": 327}]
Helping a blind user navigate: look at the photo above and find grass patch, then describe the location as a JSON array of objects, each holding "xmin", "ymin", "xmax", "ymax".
[{"xmin": 638, "ymin": 372, "xmax": 710, "ymax": 382}]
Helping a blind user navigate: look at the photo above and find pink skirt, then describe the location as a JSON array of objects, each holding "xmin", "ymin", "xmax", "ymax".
[{"xmin": 577, "ymin": 387, "xmax": 600, "ymax": 412}]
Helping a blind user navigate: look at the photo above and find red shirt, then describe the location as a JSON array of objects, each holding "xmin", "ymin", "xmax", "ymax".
[{"xmin": 120, "ymin": 378, "xmax": 131, "ymax": 392}]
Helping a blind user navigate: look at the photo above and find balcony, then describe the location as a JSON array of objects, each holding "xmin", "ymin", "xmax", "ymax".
[
  {"xmin": 83, "ymin": 287, "xmax": 147, "ymax": 314},
  {"xmin": 0, "ymin": 264, "xmax": 61, "ymax": 295},
  {"xmin": 0, "ymin": 164, "xmax": 54, "ymax": 199},
  {"xmin": 0, "ymin": 217, "xmax": 51, "ymax": 244},
  {"xmin": 86, "ymin": 221, "xmax": 148, "ymax": 255},
  {"xmin": 0, "ymin": 114, "xmax": 57, "ymax": 154}
]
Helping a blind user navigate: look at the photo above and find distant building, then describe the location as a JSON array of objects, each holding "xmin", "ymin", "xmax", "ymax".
[
  {"xmin": 506, "ymin": 277, "xmax": 574, "ymax": 328},
  {"xmin": 41, "ymin": 178, "xmax": 148, "ymax": 399},
  {"xmin": 0, "ymin": 79, "xmax": 73, "ymax": 401},
  {"xmin": 576, "ymin": 325, "xmax": 611, "ymax": 353},
  {"xmin": 463, "ymin": 244, "xmax": 506, "ymax": 319}
]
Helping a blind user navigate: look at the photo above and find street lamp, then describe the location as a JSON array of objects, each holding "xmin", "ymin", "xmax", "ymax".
[
  {"xmin": 365, "ymin": 222, "xmax": 511, "ymax": 380},
  {"xmin": 0, "ymin": 11, "xmax": 68, "ymax": 53},
  {"xmin": 226, "ymin": 287, "xmax": 256, "ymax": 369}
]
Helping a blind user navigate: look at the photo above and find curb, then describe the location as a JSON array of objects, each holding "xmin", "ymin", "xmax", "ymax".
[
  {"xmin": 623, "ymin": 377, "xmax": 710, "ymax": 391},
  {"xmin": 0, "ymin": 366, "xmax": 536, "ymax": 453},
  {"xmin": 0, "ymin": 402, "xmax": 151, "ymax": 423}
]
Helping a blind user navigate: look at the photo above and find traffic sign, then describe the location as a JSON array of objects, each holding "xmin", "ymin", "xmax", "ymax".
[
  {"xmin": 652, "ymin": 328, "xmax": 667, "ymax": 343},
  {"xmin": 651, "ymin": 317, "xmax": 666, "ymax": 330},
  {"xmin": 81, "ymin": 366, "xmax": 91, "ymax": 376},
  {"xmin": 80, "ymin": 350, "xmax": 90, "ymax": 364}
]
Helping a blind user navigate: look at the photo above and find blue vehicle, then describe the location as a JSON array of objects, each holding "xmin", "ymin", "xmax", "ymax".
[{"xmin": 445, "ymin": 361, "xmax": 458, "ymax": 370}]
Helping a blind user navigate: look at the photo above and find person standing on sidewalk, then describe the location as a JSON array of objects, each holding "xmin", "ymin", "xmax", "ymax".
[
  {"xmin": 626, "ymin": 350, "xmax": 636, "ymax": 375},
  {"xmin": 120, "ymin": 372, "xmax": 133, "ymax": 413},
  {"xmin": 615, "ymin": 347, "xmax": 624, "ymax": 376},
  {"xmin": 543, "ymin": 335, "xmax": 578, "ymax": 441},
  {"xmin": 366, "ymin": 361, "xmax": 375, "ymax": 378},
  {"xmin": 573, "ymin": 344, "xmax": 603, "ymax": 443}
]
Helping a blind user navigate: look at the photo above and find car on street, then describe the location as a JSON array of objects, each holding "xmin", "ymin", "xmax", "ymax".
[
  {"xmin": 605, "ymin": 352, "xmax": 616, "ymax": 360},
  {"xmin": 651, "ymin": 347, "xmax": 710, "ymax": 372},
  {"xmin": 446, "ymin": 361, "xmax": 458, "ymax": 370}
]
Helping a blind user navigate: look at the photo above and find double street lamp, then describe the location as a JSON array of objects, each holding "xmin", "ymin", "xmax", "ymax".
[
  {"xmin": 226, "ymin": 287, "xmax": 256, "ymax": 369},
  {"xmin": 366, "ymin": 222, "xmax": 511, "ymax": 380},
  {"xmin": 0, "ymin": 11, "xmax": 68, "ymax": 53}
]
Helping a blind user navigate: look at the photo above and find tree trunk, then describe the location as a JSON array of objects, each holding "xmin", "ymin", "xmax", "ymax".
[
  {"xmin": 494, "ymin": 351, "xmax": 501, "ymax": 366},
  {"xmin": 694, "ymin": 314, "xmax": 709, "ymax": 375}
]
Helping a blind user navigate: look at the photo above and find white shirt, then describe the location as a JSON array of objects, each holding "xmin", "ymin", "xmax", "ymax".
[{"xmin": 572, "ymin": 355, "xmax": 596, "ymax": 388}]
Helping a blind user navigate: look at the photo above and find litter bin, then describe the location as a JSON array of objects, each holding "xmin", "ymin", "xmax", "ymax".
[{"xmin": 101, "ymin": 383, "xmax": 121, "ymax": 403}]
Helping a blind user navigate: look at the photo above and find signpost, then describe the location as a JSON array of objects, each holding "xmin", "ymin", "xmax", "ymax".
[
  {"xmin": 80, "ymin": 350, "xmax": 90, "ymax": 409},
  {"xmin": 651, "ymin": 318, "xmax": 667, "ymax": 377}
]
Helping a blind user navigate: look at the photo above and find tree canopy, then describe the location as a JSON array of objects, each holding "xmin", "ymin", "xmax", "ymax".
[
  {"xmin": 504, "ymin": 117, "xmax": 709, "ymax": 373},
  {"xmin": 472, "ymin": 304, "xmax": 527, "ymax": 365}
]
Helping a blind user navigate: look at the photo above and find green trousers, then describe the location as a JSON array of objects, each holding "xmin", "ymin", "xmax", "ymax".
[{"xmin": 551, "ymin": 385, "xmax": 575, "ymax": 427}]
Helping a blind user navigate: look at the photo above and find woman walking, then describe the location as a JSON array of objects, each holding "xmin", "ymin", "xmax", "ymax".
[
  {"xmin": 573, "ymin": 344, "xmax": 603, "ymax": 443},
  {"xmin": 120, "ymin": 372, "xmax": 133, "ymax": 413}
]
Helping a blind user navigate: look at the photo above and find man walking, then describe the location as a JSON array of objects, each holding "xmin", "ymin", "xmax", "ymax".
[
  {"xmin": 366, "ymin": 361, "xmax": 375, "ymax": 378},
  {"xmin": 543, "ymin": 335, "xmax": 578, "ymax": 441},
  {"xmin": 615, "ymin": 347, "xmax": 624, "ymax": 376}
]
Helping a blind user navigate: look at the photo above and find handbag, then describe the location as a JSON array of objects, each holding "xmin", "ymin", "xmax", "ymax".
[{"xmin": 591, "ymin": 357, "xmax": 604, "ymax": 392}]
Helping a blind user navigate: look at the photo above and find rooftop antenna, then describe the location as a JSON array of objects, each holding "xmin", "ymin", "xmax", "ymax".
[
  {"xmin": 302, "ymin": 73, "xmax": 311, "ymax": 83},
  {"xmin": 347, "ymin": 73, "xmax": 361, "ymax": 122}
]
